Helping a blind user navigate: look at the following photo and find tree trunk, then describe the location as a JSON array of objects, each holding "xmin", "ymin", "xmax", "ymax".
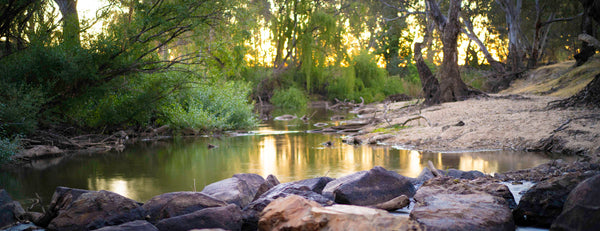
[
  {"xmin": 414, "ymin": 42, "xmax": 440, "ymax": 105},
  {"xmin": 460, "ymin": 13, "xmax": 505, "ymax": 73},
  {"xmin": 54, "ymin": 0, "xmax": 80, "ymax": 47},
  {"xmin": 496, "ymin": 0, "xmax": 523, "ymax": 72},
  {"xmin": 575, "ymin": 0, "xmax": 596, "ymax": 66},
  {"xmin": 437, "ymin": 0, "xmax": 470, "ymax": 102}
]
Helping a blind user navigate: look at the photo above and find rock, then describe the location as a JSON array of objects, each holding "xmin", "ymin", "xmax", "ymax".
[
  {"xmin": 414, "ymin": 167, "xmax": 436, "ymax": 185},
  {"xmin": 234, "ymin": 173, "xmax": 265, "ymax": 197},
  {"xmin": 18, "ymin": 145, "xmax": 62, "ymax": 159},
  {"xmin": 258, "ymin": 195, "xmax": 422, "ymax": 231},
  {"xmin": 367, "ymin": 134, "xmax": 394, "ymax": 144},
  {"xmin": 48, "ymin": 190, "xmax": 145, "ymax": 231},
  {"xmin": 445, "ymin": 169, "xmax": 486, "ymax": 180},
  {"xmin": 273, "ymin": 115, "xmax": 297, "ymax": 121},
  {"xmin": 202, "ymin": 174, "xmax": 264, "ymax": 208},
  {"xmin": 551, "ymin": 174, "xmax": 600, "ymax": 230},
  {"xmin": 242, "ymin": 177, "xmax": 334, "ymax": 231},
  {"xmin": 37, "ymin": 187, "xmax": 92, "ymax": 227},
  {"xmin": 142, "ymin": 192, "xmax": 227, "ymax": 223},
  {"xmin": 322, "ymin": 166, "xmax": 416, "ymax": 206},
  {"xmin": 0, "ymin": 190, "xmax": 26, "ymax": 228},
  {"xmin": 22, "ymin": 211, "xmax": 43, "ymax": 224},
  {"xmin": 2, "ymin": 223, "xmax": 44, "ymax": 231},
  {"xmin": 155, "ymin": 204, "xmax": 242, "ymax": 231},
  {"xmin": 513, "ymin": 171, "xmax": 599, "ymax": 228},
  {"xmin": 410, "ymin": 177, "xmax": 515, "ymax": 231},
  {"xmin": 368, "ymin": 195, "xmax": 410, "ymax": 211},
  {"xmin": 94, "ymin": 220, "xmax": 158, "ymax": 231},
  {"xmin": 252, "ymin": 174, "xmax": 280, "ymax": 201}
]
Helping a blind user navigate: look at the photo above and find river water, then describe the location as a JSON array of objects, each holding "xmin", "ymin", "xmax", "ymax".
[{"xmin": 1, "ymin": 107, "xmax": 564, "ymax": 206}]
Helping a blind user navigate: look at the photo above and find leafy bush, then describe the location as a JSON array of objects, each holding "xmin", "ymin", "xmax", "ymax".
[
  {"xmin": 0, "ymin": 136, "xmax": 20, "ymax": 163},
  {"xmin": 162, "ymin": 81, "xmax": 258, "ymax": 131},
  {"xmin": 0, "ymin": 85, "xmax": 47, "ymax": 136},
  {"xmin": 270, "ymin": 87, "xmax": 309, "ymax": 109}
]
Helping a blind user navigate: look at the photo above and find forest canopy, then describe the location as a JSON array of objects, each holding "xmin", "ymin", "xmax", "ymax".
[{"xmin": 0, "ymin": 0, "xmax": 598, "ymax": 157}]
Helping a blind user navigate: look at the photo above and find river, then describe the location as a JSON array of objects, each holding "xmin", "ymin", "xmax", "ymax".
[{"xmin": 0, "ymin": 106, "xmax": 565, "ymax": 207}]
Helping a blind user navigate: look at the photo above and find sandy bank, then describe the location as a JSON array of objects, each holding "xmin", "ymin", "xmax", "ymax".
[{"xmin": 349, "ymin": 94, "xmax": 599, "ymax": 159}]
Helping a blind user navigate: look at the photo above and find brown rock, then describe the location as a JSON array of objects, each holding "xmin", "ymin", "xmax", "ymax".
[
  {"xmin": 48, "ymin": 190, "xmax": 145, "ymax": 231},
  {"xmin": 142, "ymin": 192, "xmax": 227, "ymax": 223},
  {"xmin": 258, "ymin": 195, "xmax": 422, "ymax": 231},
  {"xmin": 410, "ymin": 177, "xmax": 515, "ymax": 231},
  {"xmin": 0, "ymin": 190, "xmax": 25, "ymax": 228},
  {"xmin": 94, "ymin": 220, "xmax": 158, "ymax": 231},
  {"xmin": 551, "ymin": 174, "xmax": 600, "ymax": 230},
  {"xmin": 37, "ymin": 187, "xmax": 91, "ymax": 227}
]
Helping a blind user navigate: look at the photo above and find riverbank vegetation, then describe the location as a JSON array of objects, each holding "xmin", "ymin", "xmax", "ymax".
[{"xmin": 1, "ymin": 0, "xmax": 600, "ymax": 162}]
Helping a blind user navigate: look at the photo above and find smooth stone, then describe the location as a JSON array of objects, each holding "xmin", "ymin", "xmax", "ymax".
[
  {"xmin": 155, "ymin": 204, "xmax": 242, "ymax": 231},
  {"xmin": 93, "ymin": 220, "xmax": 158, "ymax": 231},
  {"xmin": 48, "ymin": 190, "xmax": 145, "ymax": 231},
  {"xmin": 551, "ymin": 174, "xmax": 600, "ymax": 230},
  {"xmin": 322, "ymin": 166, "xmax": 416, "ymax": 206},
  {"xmin": 142, "ymin": 192, "xmax": 227, "ymax": 223}
]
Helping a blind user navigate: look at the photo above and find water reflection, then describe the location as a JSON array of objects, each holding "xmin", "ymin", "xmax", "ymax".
[{"xmin": 1, "ymin": 120, "xmax": 565, "ymax": 205}]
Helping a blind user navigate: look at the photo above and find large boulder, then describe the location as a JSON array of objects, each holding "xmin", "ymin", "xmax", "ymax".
[
  {"xmin": 410, "ymin": 177, "xmax": 515, "ymax": 231},
  {"xmin": 258, "ymin": 195, "xmax": 422, "ymax": 231},
  {"xmin": 155, "ymin": 204, "xmax": 242, "ymax": 231},
  {"xmin": 48, "ymin": 190, "xmax": 145, "ymax": 231},
  {"xmin": 242, "ymin": 177, "xmax": 334, "ymax": 231},
  {"xmin": 0, "ymin": 190, "xmax": 26, "ymax": 228},
  {"xmin": 142, "ymin": 192, "xmax": 227, "ymax": 223},
  {"xmin": 551, "ymin": 174, "xmax": 600, "ymax": 230},
  {"xmin": 513, "ymin": 171, "xmax": 599, "ymax": 228},
  {"xmin": 201, "ymin": 176, "xmax": 256, "ymax": 208},
  {"xmin": 322, "ymin": 166, "xmax": 416, "ymax": 206},
  {"xmin": 94, "ymin": 220, "xmax": 158, "ymax": 231},
  {"xmin": 36, "ymin": 187, "xmax": 91, "ymax": 227},
  {"xmin": 233, "ymin": 173, "xmax": 265, "ymax": 196},
  {"xmin": 253, "ymin": 174, "xmax": 280, "ymax": 201}
]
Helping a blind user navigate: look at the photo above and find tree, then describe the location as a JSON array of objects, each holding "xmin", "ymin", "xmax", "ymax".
[
  {"xmin": 413, "ymin": 0, "xmax": 479, "ymax": 104},
  {"xmin": 551, "ymin": 0, "xmax": 600, "ymax": 108},
  {"xmin": 54, "ymin": 0, "xmax": 80, "ymax": 47}
]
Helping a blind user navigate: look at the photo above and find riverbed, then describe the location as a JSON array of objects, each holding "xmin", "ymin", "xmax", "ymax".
[{"xmin": 0, "ymin": 107, "xmax": 567, "ymax": 206}]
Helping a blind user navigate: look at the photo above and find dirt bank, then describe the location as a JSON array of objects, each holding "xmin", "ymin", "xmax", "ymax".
[{"xmin": 346, "ymin": 94, "xmax": 600, "ymax": 159}]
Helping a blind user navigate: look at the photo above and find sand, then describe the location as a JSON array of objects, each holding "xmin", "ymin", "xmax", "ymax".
[{"xmin": 350, "ymin": 95, "xmax": 600, "ymax": 159}]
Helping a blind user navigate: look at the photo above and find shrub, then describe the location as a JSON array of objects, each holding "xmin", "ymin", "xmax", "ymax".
[
  {"xmin": 0, "ymin": 85, "xmax": 47, "ymax": 136},
  {"xmin": 0, "ymin": 136, "xmax": 20, "ymax": 163},
  {"xmin": 270, "ymin": 87, "xmax": 309, "ymax": 109},
  {"xmin": 162, "ymin": 81, "xmax": 258, "ymax": 131}
]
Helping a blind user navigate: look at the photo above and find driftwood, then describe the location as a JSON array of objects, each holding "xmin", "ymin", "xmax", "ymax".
[
  {"xmin": 428, "ymin": 160, "xmax": 441, "ymax": 177},
  {"xmin": 328, "ymin": 97, "xmax": 364, "ymax": 110},
  {"xmin": 579, "ymin": 33, "xmax": 600, "ymax": 49},
  {"xmin": 400, "ymin": 115, "xmax": 432, "ymax": 127}
]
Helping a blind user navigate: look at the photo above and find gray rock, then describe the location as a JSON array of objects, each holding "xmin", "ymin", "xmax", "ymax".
[
  {"xmin": 94, "ymin": 220, "xmax": 158, "ymax": 231},
  {"xmin": 155, "ymin": 204, "xmax": 242, "ymax": 231},
  {"xmin": 233, "ymin": 173, "xmax": 265, "ymax": 197},
  {"xmin": 142, "ymin": 192, "xmax": 227, "ymax": 223},
  {"xmin": 410, "ymin": 177, "xmax": 515, "ymax": 231},
  {"xmin": 201, "ymin": 177, "xmax": 254, "ymax": 208},
  {"xmin": 551, "ymin": 174, "xmax": 600, "ymax": 231},
  {"xmin": 0, "ymin": 190, "xmax": 25, "ymax": 228},
  {"xmin": 513, "ymin": 171, "xmax": 599, "ymax": 228},
  {"xmin": 48, "ymin": 190, "xmax": 145, "ymax": 231},
  {"xmin": 252, "ymin": 174, "xmax": 280, "ymax": 201},
  {"xmin": 322, "ymin": 166, "xmax": 416, "ymax": 206}
]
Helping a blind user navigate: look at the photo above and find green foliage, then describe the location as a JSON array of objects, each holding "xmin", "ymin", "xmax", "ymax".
[
  {"xmin": 162, "ymin": 81, "xmax": 258, "ymax": 131},
  {"xmin": 0, "ymin": 136, "xmax": 21, "ymax": 163},
  {"xmin": 0, "ymin": 84, "xmax": 47, "ymax": 136},
  {"xmin": 372, "ymin": 124, "xmax": 410, "ymax": 133},
  {"xmin": 461, "ymin": 68, "xmax": 487, "ymax": 91},
  {"xmin": 270, "ymin": 87, "xmax": 308, "ymax": 109}
]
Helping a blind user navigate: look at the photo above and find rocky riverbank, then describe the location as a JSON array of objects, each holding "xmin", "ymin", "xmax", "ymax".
[{"xmin": 1, "ymin": 160, "xmax": 599, "ymax": 231}]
